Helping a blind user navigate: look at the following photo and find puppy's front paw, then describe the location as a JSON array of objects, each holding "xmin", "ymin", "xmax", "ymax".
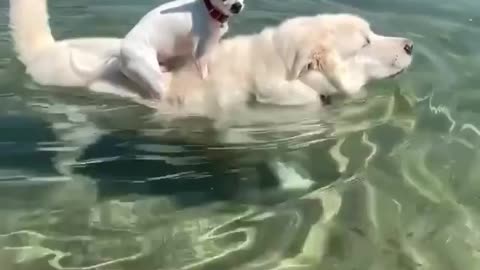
[
  {"xmin": 149, "ymin": 81, "xmax": 167, "ymax": 100},
  {"xmin": 150, "ymin": 89, "xmax": 162, "ymax": 100},
  {"xmin": 201, "ymin": 64, "xmax": 209, "ymax": 80},
  {"xmin": 166, "ymin": 94, "xmax": 184, "ymax": 106},
  {"xmin": 220, "ymin": 23, "xmax": 229, "ymax": 37},
  {"xmin": 195, "ymin": 61, "xmax": 209, "ymax": 80}
]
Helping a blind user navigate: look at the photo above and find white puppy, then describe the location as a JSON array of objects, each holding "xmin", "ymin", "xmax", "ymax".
[{"xmin": 119, "ymin": 0, "xmax": 244, "ymax": 99}]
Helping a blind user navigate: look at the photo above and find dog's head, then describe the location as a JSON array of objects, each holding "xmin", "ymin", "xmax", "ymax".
[
  {"xmin": 293, "ymin": 14, "xmax": 413, "ymax": 96},
  {"xmin": 209, "ymin": 0, "xmax": 245, "ymax": 16}
]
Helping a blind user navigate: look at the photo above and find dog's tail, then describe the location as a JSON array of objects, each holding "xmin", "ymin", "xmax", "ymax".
[{"xmin": 9, "ymin": 0, "xmax": 56, "ymax": 65}]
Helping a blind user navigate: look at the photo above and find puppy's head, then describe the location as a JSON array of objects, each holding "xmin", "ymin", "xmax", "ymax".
[
  {"xmin": 298, "ymin": 14, "xmax": 414, "ymax": 96},
  {"xmin": 209, "ymin": 0, "xmax": 245, "ymax": 16}
]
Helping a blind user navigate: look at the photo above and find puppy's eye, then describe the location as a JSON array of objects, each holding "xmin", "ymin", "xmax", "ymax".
[{"xmin": 307, "ymin": 62, "xmax": 314, "ymax": 70}]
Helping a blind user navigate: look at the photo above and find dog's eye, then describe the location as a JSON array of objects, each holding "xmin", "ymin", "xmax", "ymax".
[{"xmin": 362, "ymin": 37, "xmax": 371, "ymax": 48}]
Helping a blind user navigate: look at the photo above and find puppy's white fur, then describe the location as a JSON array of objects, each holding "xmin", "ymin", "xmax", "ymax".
[
  {"xmin": 119, "ymin": 0, "xmax": 244, "ymax": 99},
  {"xmin": 9, "ymin": 0, "xmax": 413, "ymax": 125}
]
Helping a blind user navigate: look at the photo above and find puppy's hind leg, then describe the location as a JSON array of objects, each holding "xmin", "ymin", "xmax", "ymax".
[{"xmin": 119, "ymin": 46, "xmax": 167, "ymax": 99}]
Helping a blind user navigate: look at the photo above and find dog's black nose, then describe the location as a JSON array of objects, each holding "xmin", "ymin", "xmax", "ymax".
[
  {"xmin": 230, "ymin": 2, "xmax": 243, "ymax": 14},
  {"xmin": 404, "ymin": 41, "xmax": 413, "ymax": 55}
]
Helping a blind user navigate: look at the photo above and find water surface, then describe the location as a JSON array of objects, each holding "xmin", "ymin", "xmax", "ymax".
[{"xmin": 1, "ymin": 0, "xmax": 480, "ymax": 269}]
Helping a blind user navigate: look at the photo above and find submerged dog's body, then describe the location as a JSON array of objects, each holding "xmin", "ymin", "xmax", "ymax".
[
  {"xmin": 9, "ymin": 0, "xmax": 324, "ymax": 121},
  {"xmin": 9, "ymin": 0, "xmax": 413, "ymax": 125}
]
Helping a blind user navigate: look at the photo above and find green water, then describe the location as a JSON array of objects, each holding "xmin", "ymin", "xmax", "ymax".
[{"xmin": 1, "ymin": 0, "xmax": 480, "ymax": 269}]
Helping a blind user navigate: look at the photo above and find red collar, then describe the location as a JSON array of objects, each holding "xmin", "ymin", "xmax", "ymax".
[{"xmin": 203, "ymin": 0, "xmax": 229, "ymax": 23}]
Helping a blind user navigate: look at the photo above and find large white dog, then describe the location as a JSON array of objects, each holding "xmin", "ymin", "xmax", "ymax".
[
  {"xmin": 9, "ymin": 0, "xmax": 413, "ymax": 125},
  {"xmin": 120, "ymin": 0, "xmax": 244, "ymax": 99}
]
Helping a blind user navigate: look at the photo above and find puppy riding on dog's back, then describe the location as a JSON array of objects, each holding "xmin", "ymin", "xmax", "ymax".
[{"xmin": 119, "ymin": 0, "xmax": 244, "ymax": 99}]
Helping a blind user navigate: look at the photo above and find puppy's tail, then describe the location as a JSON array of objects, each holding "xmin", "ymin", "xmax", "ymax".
[{"xmin": 9, "ymin": 0, "xmax": 56, "ymax": 65}]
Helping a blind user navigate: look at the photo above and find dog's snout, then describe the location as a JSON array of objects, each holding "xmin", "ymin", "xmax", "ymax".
[
  {"xmin": 403, "ymin": 40, "xmax": 413, "ymax": 55},
  {"xmin": 230, "ymin": 2, "xmax": 243, "ymax": 14}
]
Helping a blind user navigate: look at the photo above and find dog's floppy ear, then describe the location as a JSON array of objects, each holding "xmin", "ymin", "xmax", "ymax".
[
  {"xmin": 286, "ymin": 26, "xmax": 367, "ymax": 95},
  {"xmin": 287, "ymin": 32, "xmax": 334, "ymax": 80},
  {"xmin": 289, "ymin": 50, "xmax": 310, "ymax": 80},
  {"xmin": 316, "ymin": 46, "xmax": 366, "ymax": 96},
  {"xmin": 289, "ymin": 43, "xmax": 331, "ymax": 80}
]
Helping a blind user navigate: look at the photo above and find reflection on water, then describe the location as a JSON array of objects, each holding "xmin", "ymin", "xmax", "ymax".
[{"xmin": 2, "ymin": 0, "xmax": 480, "ymax": 269}]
